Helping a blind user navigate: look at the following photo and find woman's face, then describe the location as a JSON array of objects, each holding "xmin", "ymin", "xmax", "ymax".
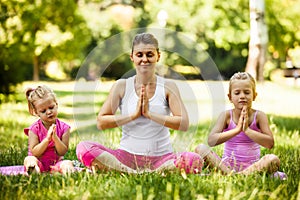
[{"xmin": 130, "ymin": 43, "xmax": 160, "ymax": 75}]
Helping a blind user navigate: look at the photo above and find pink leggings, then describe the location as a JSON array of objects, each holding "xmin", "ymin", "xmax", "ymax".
[
  {"xmin": 35, "ymin": 159, "xmax": 64, "ymax": 173},
  {"xmin": 76, "ymin": 141, "xmax": 203, "ymax": 174}
]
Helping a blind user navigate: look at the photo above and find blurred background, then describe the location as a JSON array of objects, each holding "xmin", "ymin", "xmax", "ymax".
[{"xmin": 1, "ymin": 0, "xmax": 300, "ymax": 96}]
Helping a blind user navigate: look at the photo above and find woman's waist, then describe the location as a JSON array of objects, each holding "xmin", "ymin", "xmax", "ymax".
[{"xmin": 119, "ymin": 137, "xmax": 173, "ymax": 156}]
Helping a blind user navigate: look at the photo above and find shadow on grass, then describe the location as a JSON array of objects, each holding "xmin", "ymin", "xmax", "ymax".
[
  {"xmin": 0, "ymin": 145, "xmax": 27, "ymax": 166},
  {"xmin": 55, "ymin": 91, "xmax": 109, "ymax": 97},
  {"xmin": 270, "ymin": 115, "xmax": 300, "ymax": 132},
  {"xmin": 58, "ymin": 112, "xmax": 97, "ymax": 121},
  {"xmin": 0, "ymin": 120, "xmax": 28, "ymax": 149}
]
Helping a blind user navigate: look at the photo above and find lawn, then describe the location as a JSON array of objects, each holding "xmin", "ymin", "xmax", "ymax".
[{"xmin": 0, "ymin": 80, "xmax": 299, "ymax": 200}]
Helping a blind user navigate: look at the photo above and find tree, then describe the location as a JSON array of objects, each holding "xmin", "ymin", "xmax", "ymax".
[
  {"xmin": 245, "ymin": 0, "xmax": 268, "ymax": 81},
  {"xmin": 142, "ymin": 0, "xmax": 250, "ymax": 79},
  {"xmin": 0, "ymin": 0, "xmax": 91, "ymax": 94},
  {"xmin": 1, "ymin": 0, "xmax": 299, "ymax": 92},
  {"xmin": 266, "ymin": 0, "xmax": 300, "ymax": 67}
]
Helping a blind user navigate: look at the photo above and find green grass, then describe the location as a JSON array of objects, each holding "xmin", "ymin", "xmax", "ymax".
[{"xmin": 0, "ymin": 81, "xmax": 299, "ymax": 200}]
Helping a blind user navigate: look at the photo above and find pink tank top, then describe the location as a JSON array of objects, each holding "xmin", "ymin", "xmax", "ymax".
[
  {"xmin": 24, "ymin": 119, "xmax": 70, "ymax": 170},
  {"xmin": 222, "ymin": 110, "xmax": 261, "ymax": 171}
]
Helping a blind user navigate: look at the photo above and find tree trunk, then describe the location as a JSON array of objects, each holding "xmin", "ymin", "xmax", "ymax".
[
  {"xmin": 33, "ymin": 54, "xmax": 39, "ymax": 81},
  {"xmin": 245, "ymin": 0, "xmax": 268, "ymax": 82}
]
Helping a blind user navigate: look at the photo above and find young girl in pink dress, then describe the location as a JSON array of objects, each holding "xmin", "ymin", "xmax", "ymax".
[
  {"xmin": 195, "ymin": 72, "xmax": 286, "ymax": 179},
  {"xmin": 76, "ymin": 33, "xmax": 203, "ymax": 174},
  {"xmin": 23, "ymin": 85, "xmax": 74, "ymax": 174}
]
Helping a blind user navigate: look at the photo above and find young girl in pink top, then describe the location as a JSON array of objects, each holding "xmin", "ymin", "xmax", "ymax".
[
  {"xmin": 23, "ymin": 85, "xmax": 74, "ymax": 174},
  {"xmin": 195, "ymin": 72, "xmax": 286, "ymax": 179}
]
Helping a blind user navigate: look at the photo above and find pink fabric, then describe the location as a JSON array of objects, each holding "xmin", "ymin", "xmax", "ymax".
[
  {"xmin": 24, "ymin": 119, "xmax": 70, "ymax": 172},
  {"xmin": 0, "ymin": 165, "xmax": 87, "ymax": 175},
  {"xmin": 0, "ymin": 165, "xmax": 26, "ymax": 175},
  {"xmin": 222, "ymin": 110, "xmax": 261, "ymax": 171},
  {"xmin": 76, "ymin": 141, "xmax": 203, "ymax": 174},
  {"xmin": 32, "ymin": 159, "xmax": 65, "ymax": 173},
  {"xmin": 272, "ymin": 171, "xmax": 287, "ymax": 180}
]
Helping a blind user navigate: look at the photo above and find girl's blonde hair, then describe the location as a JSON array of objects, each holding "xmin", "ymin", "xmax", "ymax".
[
  {"xmin": 229, "ymin": 72, "xmax": 256, "ymax": 94},
  {"xmin": 25, "ymin": 85, "xmax": 57, "ymax": 115}
]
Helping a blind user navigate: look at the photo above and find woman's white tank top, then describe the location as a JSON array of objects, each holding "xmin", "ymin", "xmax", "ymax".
[{"xmin": 119, "ymin": 75, "xmax": 173, "ymax": 156}]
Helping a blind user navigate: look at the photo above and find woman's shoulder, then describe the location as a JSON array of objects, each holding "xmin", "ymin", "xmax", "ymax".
[
  {"xmin": 110, "ymin": 79, "xmax": 126, "ymax": 96},
  {"xmin": 115, "ymin": 78, "xmax": 126, "ymax": 87},
  {"xmin": 163, "ymin": 77, "xmax": 174, "ymax": 84},
  {"xmin": 164, "ymin": 78, "xmax": 178, "ymax": 90},
  {"xmin": 112, "ymin": 79, "xmax": 126, "ymax": 90}
]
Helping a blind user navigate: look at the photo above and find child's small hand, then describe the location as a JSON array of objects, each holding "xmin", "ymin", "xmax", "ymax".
[
  {"xmin": 242, "ymin": 106, "xmax": 248, "ymax": 131},
  {"xmin": 46, "ymin": 124, "xmax": 56, "ymax": 141},
  {"xmin": 52, "ymin": 124, "xmax": 58, "ymax": 140},
  {"xmin": 237, "ymin": 109, "xmax": 245, "ymax": 132}
]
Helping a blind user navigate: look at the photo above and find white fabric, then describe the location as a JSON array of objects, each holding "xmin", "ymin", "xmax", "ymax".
[{"xmin": 119, "ymin": 75, "xmax": 173, "ymax": 156}]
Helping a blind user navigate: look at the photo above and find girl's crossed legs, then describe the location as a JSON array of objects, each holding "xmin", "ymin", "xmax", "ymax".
[
  {"xmin": 24, "ymin": 156, "xmax": 74, "ymax": 174},
  {"xmin": 195, "ymin": 144, "xmax": 280, "ymax": 175}
]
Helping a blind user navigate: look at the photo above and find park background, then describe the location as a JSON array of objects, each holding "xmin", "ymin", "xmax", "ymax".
[{"xmin": 1, "ymin": 0, "xmax": 300, "ymax": 199}]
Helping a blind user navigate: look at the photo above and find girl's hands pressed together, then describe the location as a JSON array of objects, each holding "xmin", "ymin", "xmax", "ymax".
[
  {"xmin": 236, "ymin": 108, "xmax": 245, "ymax": 133},
  {"xmin": 46, "ymin": 124, "xmax": 56, "ymax": 142},
  {"xmin": 242, "ymin": 106, "xmax": 249, "ymax": 132},
  {"xmin": 236, "ymin": 105, "xmax": 249, "ymax": 133},
  {"xmin": 51, "ymin": 124, "xmax": 61, "ymax": 143}
]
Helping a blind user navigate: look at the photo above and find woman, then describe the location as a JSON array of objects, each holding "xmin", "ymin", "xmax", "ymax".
[{"xmin": 76, "ymin": 33, "xmax": 203, "ymax": 174}]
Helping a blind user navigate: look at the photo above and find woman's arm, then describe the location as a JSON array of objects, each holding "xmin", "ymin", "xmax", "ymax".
[
  {"xmin": 97, "ymin": 80, "xmax": 140, "ymax": 130},
  {"xmin": 143, "ymin": 80, "xmax": 189, "ymax": 131}
]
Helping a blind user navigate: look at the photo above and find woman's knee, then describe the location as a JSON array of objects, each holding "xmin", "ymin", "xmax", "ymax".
[
  {"xmin": 76, "ymin": 141, "xmax": 92, "ymax": 165},
  {"xmin": 176, "ymin": 152, "xmax": 203, "ymax": 174},
  {"xmin": 76, "ymin": 142, "xmax": 107, "ymax": 167},
  {"xmin": 195, "ymin": 143, "xmax": 211, "ymax": 158},
  {"xmin": 76, "ymin": 141, "xmax": 92, "ymax": 158},
  {"xmin": 76, "ymin": 141, "xmax": 87, "ymax": 152}
]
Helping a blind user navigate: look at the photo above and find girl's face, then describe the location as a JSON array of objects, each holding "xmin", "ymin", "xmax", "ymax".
[
  {"xmin": 34, "ymin": 96, "xmax": 58, "ymax": 126},
  {"xmin": 228, "ymin": 79, "xmax": 257, "ymax": 110},
  {"xmin": 130, "ymin": 43, "xmax": 160, "ymax": 75}
]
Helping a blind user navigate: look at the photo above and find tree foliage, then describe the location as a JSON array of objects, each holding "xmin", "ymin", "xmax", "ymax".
[
  {"xmin": 266, "ymin": 0, "xmax": 300, "ymax": 65},
  {"xmin": 0, "ymin": 0, "xmax": 90, "ymax": 94},
  {"xmin": 0, "ymin": 0, "xmax": 299, "ymax": 94}
]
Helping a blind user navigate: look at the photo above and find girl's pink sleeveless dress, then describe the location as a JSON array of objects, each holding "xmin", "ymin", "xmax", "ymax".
[{"xmin": 222, "ymin": 110, "xmax": 260, "ymax": 171}]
